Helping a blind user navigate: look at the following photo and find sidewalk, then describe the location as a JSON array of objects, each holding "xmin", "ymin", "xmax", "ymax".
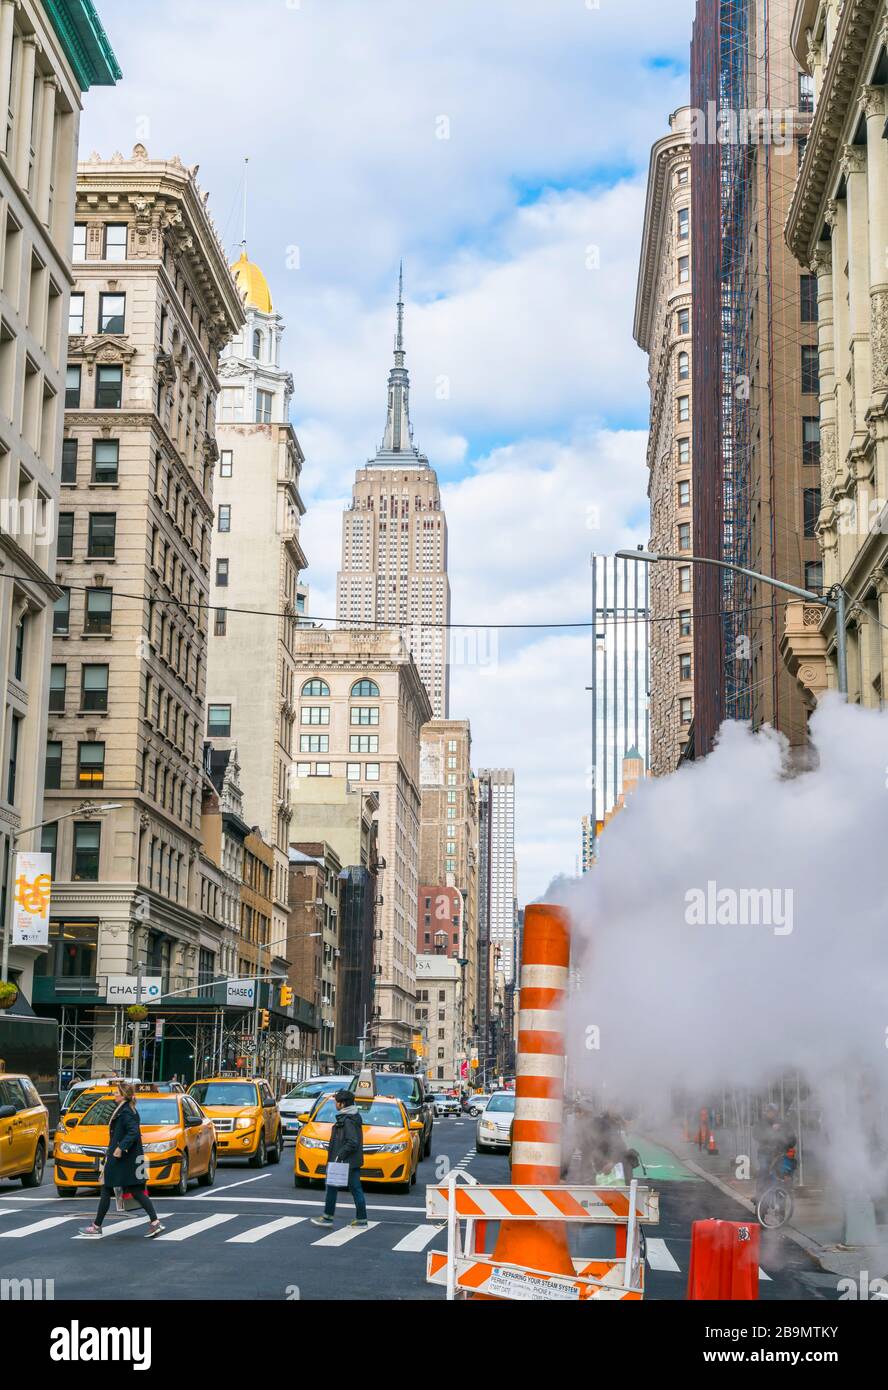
[{"xmin": 645, "ymin": 1122, "xmax": 888, "ymax": 1282}]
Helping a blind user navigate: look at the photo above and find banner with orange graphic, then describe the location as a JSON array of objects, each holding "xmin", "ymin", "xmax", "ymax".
[{"xmin": 12, "ymin": 851, "xmax": 52, "ymax": 946}]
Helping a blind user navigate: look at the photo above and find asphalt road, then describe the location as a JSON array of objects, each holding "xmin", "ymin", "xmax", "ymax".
[{"xmin": 0, "ymin": 1118, "xmax": 835, "ymax": 1301}]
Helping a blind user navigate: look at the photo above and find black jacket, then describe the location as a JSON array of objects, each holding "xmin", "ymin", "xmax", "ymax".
[
  {"xmin": 102, "ymin": 1102, "xmax": 145, "ymax": 1189},
  {"xmin": 327, "ymin": 1107, "xmax": 363, "ymax": 1171}
]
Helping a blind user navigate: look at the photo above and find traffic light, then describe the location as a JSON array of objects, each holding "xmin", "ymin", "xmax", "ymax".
[
  {"xmin": 259, "ymin": 1008, "xmax": 270, "ymax": 1030},
  {"xmin": 280, "ymin": 985, "xmax": 293, "ymax": 1008}
]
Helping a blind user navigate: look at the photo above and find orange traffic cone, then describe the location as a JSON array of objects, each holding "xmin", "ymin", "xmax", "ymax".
[
  {"xmin": 473, "ymin": 904, "xmax": 574, "ymax": 1297},
  {"xmin": 707, "ymin": 1131, "xmax": 719, "ymax": 1155}
]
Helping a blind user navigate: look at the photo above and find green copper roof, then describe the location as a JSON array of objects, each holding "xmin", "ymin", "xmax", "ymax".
[{"xmin": 44, "ymin": 0, "xmax": 121, "ymax": 91}]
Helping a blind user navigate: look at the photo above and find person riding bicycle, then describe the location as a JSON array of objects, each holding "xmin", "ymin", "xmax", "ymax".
[{"xmin": 753, "ymin": 1105, "xmax": 793, "ymax": 1199}]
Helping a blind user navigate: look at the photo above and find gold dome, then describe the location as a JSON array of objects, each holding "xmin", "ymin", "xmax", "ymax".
[{"xmin": 231, "ymin": 249, "xmax": 273, "ymax": 314}]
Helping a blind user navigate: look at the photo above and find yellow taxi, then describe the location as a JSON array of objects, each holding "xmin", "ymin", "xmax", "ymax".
[
  {"xmin": 54, "ymin": 1087, "xmax": 216, "ymax": 1196},
  {"xmin": 0, "ymin": 1071, "xmax": 49, "ymax": 1188},
  {"xmin": 187, "ymin": 1076, "xmax": 283, "ymax": 1166},
  {"xmin": 294, "ymin": 1093, "xmax": 423, "ymax": 1194}
]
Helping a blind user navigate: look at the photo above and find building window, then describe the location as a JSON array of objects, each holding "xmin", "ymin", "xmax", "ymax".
[
  {"xmin": 61, "ymin": 438, "xmax": 78, "ymax": 483},
  {"xmin": 677, "ymin": 396, "xmax": 690, "ymax": 422},
  {"xmin": 677, "ymin": 307, "xmax": 689, "ymax": 335},
  {"xmin": 302, "ymin": 706, "xmax": 330, "ymax": 725},
  {"xmin": 57, "ymin": 511, "xmax": 74, "ymax": 559},
  {"xmin": 677, "ymin": 207, "xmax": 689, "ymax": 241},
  {"xmin": 804, "ymin": 560, "xmax": 823, "ymax": 593},
  {"xmin": 54, "ymin": 589, "xmax": 70, "ymax": 635},
  {"xmin": 365, "ymin": 763, "xmax": 380, "ymax": 781},
  {"xmin": 255, "ymin": 389, "xmax": 273, "ymax": 424},
  {"xmin": 803, "ymin": 417, "xmax": 821, "ymax": 467},
  {"xmin": 800, "ymin": 275, "xmax": 818, "ymax": 323},
  {"xmin": 72, "ymin": 224, "xmax": 87, "ymax": 260},
  {"xmin": 678, "ymin": 522, "xmax": 691, "ymax": 550},
  {"xmin": 678, "ymin": 479, "xmax": 690, "ymax": 507},
  {"xmin": 350, "ymin": 679, "xmax": 380, "ymax": 697},
  {"xmin": 798, "ymin": 72, "xmax": 814, "ymax": 113},
  {"xmin": 676, "ymin": 166, "xmax": 689, "ymax": 186},
  {"xmin": 350, "ymin": 734, "xmax": 378, "ymax": 753},
  {"xmin": 65, "ymin": 365, "xmax": 81, "ymax": 408},
  {"xmin": 679, "ymin": 610, "xmax": 691, "ymax": 637},
  {"xmin": 677, "ymin": 256, "xmax": 689, "ymax": 284},
  {"xmin": 678, "ymin": 566, "xmax": 691, "ymax": 594},
  {"xmin": 96, "ymin": 364, "xmax": 123, "ymax": 408},
  {"xmin": 295, "ymin": 763, "xmax": 310, "ymax": 777},
  {"xmin": 87, "ymin": 512, "xmax": 116, "ymax": 558},
  {"xmin": 207, "ymin": 704, "xmax": 232, "ymax": 737},
  {"xmin": 252, "ymin": 329, "xmax": 262, "ymax": 360},
  {"xmin": 801, "ymin": 345, "xmax": 819, "ymax": 395},
  {"xmin": 350, "ymin": 706, "xmax": 379, "ymax": 725},
  {"xmin": 41, "ymin": 824, "xmax": 57, "ymax": 877},
  {"xmin": 72, "ymin": 822, "xmax": 101, "ymax": 881},
  {"xmin": 803, "ymin": 488, "xmax": 821, "ymax": 538},
  {"xmin": 216, "ymin": 558, "xmax": 229, "ymax": 587},
  {"xmin": 214, "ymin": 607, "xmax": 227, "ymax": 636},
  {"xmin": 346, "ymin": 762, "xmax": 361, "ymax": 781},
  {"xmin": 302, "ymin": 679, "xmax": 330, "ymax": 697},
  {"xmin": 300, "ymin": 735, "xmax": 329, "ymax": 753},
  {"xmin": 85, "ymin": 588, "xmax": 112, "ymax": 634},
  {"xmin": 92, "ymin": 439, "xmax": 119, "ymax": 484},
  {"xmin": 44, "ymin": 737, "xmax": 62, "ymax": 792},
  {"xmin": 314, "ymin": 763, "xmax": 331, "ymax": 777},
  {"xmin": 679, "ymin": 697, "xmax": 692, "ymax": 726},
  {"xmin": 68, "ymin": 293, "xmax": 84, "ymax": 335},
  {"xmin": 78, "ymin": 741, "xmax": 105, "ymax": 787},
  {"xmin": 680, "ymin": 653, "xmax": 692, "ymax": 681},
  {"xmin": 103, "ymin": 224, "xmax": 128, "ymax": 259},
  {"xmin": 678, "ymin": 438, "xmax": 690, "ymax": 465},
  {"xmin": 99, "ymin": 293, "xmax": 125, "ymax": 334},
  {"xmin": 218, "ymin": 504, "xmax": 231, "ymax": 532},
  {"xmin": 49, "ymin": 663, "xmax": 66, "ymax": 712},
  {"xmin": 220, "ymin": 450, "xmax": 233, "ymax": 477},
  {"xmin": 81, "ymin": 664, "xmax": 109, "ymax": 712},
  {"xmin": 677, "ymin": 351, "xmax": 689, "ymax": 381}
]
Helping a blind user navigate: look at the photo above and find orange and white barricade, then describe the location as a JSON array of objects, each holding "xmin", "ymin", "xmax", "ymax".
[{"xmin": 425, "ymin": 1170, "xmax": 659, "ymax": 1301}]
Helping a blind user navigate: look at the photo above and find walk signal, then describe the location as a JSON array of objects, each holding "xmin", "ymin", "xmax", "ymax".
[
  {"xmin": 280, "ymin": 985, "xmax": 294, "ymax": 1007},
  {"xmin": 259, "ymin": 1008, "xmax": 270, "ymax": 1029}
]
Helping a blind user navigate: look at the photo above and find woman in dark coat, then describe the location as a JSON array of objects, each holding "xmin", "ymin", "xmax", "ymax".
[{"xmin": 80, "ymin": 1082, "xmax": 165, "ymax": 1238}]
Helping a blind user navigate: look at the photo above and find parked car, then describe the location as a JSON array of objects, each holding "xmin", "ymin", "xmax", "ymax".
[
  {"xmin": 0, "ymin": 1072, "xmax": 49, "ymax": 1188},
  {"xmin": 476, "ymin": 1090, "xmax": 516, "ymax": 1152},
  {"xmin": 279, "ymin": 1076, "xmax": 353, "ymax": 1141}
]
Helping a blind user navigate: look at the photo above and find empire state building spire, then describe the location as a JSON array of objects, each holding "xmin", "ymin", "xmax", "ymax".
[{"xmin": 376, "ymin": 263, "xmax": 426, "ymax": 465}]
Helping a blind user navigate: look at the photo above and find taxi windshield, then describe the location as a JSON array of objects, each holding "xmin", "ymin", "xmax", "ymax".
[
  {"xmin": 313, "ymin": 1099, "xmax": 404, "ymax": 1128},
  {"xmin": 77, "ymin": 1097, "xmax": 180, "ymax": 1127},
  {"xmin": 485, "ymin": 1094, "xmax": 516, "ymax": 1114},
  {"xmin": 285, "ymin": 1081, "xmax": 343, "ymax": 1101},
  {"xmin": 66, "ymin": 1088, "xmax": 112, "ymax": 1115},
  {"xmin": 189, "ymin": 1082, "xmax": 258, "ymax": 1107}
]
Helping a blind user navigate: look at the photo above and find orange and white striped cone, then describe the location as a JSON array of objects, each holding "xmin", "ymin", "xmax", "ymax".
[{"xmin": 474, "ymin": 903, "xmax": 574, "ymax": 1296}]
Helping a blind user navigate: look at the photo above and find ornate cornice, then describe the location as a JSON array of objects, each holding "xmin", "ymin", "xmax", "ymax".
[{"xmin": 787, "ymin": 0, "xmax": 884, "ymax": 261}]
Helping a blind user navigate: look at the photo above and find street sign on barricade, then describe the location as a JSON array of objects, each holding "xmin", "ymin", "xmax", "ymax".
[{"xmin": 425, "ymin": 1173, "xmax": 659, "ymax": 1302}]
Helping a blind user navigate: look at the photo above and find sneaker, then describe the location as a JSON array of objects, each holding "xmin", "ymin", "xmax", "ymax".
[
  {"xmin": 144, "ymin": 1222, "xmax": 166, "ymax": 1238},
  {"xmin": 79, "ymin": 1225, "xmax": 103, "ymax": 1238},
  {"xmin": 350, "ymin": 1219, "xmax": 368, "ymax": 1228},
  {"xmin": 310, "ymin": 1215, "xmax": 334, "ymax": 1227}
]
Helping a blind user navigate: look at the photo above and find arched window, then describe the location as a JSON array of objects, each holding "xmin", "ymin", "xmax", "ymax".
[
  {"xmin": 350, "ymin": 679, "xmax": 380, "ymax": 698},
  {"xmin": 301, "ymin": 678, "xmax": 330, "ymax": 697},
  {"xmin": 252, "ymin": 329, "xmax": 262, "ymax": 360},
  {"xmin": 678, "ymin": 351, "xmax": 690, "ymax": 381}
]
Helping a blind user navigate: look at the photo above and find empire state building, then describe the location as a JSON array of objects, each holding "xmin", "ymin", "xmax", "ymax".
[{"xmin": 336, "ymin": 269, "xmax": 451, "ymax": 717}]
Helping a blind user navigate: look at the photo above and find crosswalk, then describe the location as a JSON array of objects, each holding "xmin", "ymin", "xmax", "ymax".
[{"xmin": 0, "ymin": 1203, "xmax": 774, "ymax": 1279}]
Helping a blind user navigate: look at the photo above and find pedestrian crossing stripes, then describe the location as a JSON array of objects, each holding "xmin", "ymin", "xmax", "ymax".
[{"xmin": 0, "ymin": 1206, "xmax": 779, "ymax": 1280}]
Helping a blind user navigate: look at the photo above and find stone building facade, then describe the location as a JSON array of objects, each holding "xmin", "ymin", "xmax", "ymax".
[{"xmin": 634, "ymin": 107, "xmax": 695, "ymax": 773}]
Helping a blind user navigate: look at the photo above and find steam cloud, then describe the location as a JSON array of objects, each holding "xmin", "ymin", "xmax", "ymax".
[{"xmin": 554, "ymin": 696, "xmax": 888, "ymax": 1196}]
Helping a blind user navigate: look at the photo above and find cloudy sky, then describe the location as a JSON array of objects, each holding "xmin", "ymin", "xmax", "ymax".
[{"xmin": 83, "ymin": 0, "xmax": 697, "ymax": 901}]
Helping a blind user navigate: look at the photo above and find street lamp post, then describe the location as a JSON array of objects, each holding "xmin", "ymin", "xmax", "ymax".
[
  {"xmin": 1, "ymin": 801, "xmax": 122, "ymax": 982},
  {"xmin": 615, "ymin": 550, "xmax": 848, "ymax": 697}
]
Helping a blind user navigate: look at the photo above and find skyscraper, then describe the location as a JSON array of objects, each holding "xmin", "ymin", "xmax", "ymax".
[
  {"xmin": 337, "ymin": 269, "xmax": 451, "ymax": 716},
  {"xmin": 478, "ymin": 769, "xmax": 517, "ymax": 985}
]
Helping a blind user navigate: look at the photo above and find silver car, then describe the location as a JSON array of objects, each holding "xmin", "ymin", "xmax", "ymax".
[
  {"xmin": 475, "ymin": 1090, "xmax": 515, "ymax": 1152},
  {"xmin": 279, "ymin": 1076, "xmax": 352, "ymax": 1141},
  {"xmin": 467, "ymin": 1093, "xmax": 490, "ymax": 1117}
]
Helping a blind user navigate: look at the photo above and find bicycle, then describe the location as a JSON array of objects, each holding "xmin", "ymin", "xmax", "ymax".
[{"xmin": 756, "ymin": 1149, "xmax": 797, "ymax": 1229}]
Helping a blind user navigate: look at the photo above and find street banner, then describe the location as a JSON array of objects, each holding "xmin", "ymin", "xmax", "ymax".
[
  {"xmin": 106, "ymin": 975, "xmax": 162, "ymax": 1005},
  {"xmin": 11, "ymin": 851, "xmax": 52, "ymax": 946}
]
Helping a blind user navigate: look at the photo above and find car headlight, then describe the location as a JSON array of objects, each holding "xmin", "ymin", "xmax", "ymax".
[
  {"xmin": 300, "ymin": 1136, "xmax": 328, "ymax": 1150},
  {"xmin": 143, "ymin": 1141, "xmax": 176, "ymax": 1154},
  {"xmin": 380, "ymin": 1141, "xmax": 409, "ymax": 1154},
  {"xmin": 235, "ymin": 1117, "xmax": 254, "ymax": 1130},
  {"xmin": 56, "ymin": 1141, "xmax": 84, "ymax": 1155},
  {"xmin": 481, "ymin": 1120, "xmax": 496, "ymax": 1131}
]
